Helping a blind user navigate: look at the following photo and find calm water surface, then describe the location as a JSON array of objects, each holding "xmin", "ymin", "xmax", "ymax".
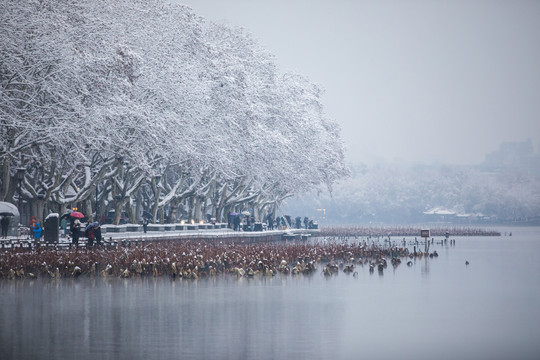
[{"xmin": 1, "ymin": 226, "xmax": 540, "ymax": 360}]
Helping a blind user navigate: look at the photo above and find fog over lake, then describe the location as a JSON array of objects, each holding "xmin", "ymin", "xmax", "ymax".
[
  {"xmin": 178, "ymin": 0, "xmax": 540, "ymax": 166},
  {"xmin": 2, "ymin": 226, "xmax": 539, "ymax": 360}
]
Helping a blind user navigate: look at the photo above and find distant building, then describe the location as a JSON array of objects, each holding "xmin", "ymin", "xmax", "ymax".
[
  {"xmin": 422, "ymin": 207, "xmax": 457, "ymax": 223},
  {"xmin": 423, "ymin": 207, "xmax": 492, "ymax": 224}
]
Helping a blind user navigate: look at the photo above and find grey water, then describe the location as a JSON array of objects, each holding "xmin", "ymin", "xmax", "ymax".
[{"xmin": 1, "ymin": 227, "xmax": 540, "ymax": 360}]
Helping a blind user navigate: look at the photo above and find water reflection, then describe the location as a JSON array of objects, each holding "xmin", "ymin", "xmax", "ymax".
[
  {"xmin": 1, "ymin": 228, "xmax": 540, "ymax": 360},
  {"xmin": 421, "ymin": 257, "xmax": 430, "ymax": 277},
  {"xmin": 1, "ymin": 276, "xmax": 346, "ymax": 360}
]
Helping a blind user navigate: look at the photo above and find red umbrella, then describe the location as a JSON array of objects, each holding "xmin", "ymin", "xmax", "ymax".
[{"xmin": 70, "ymin": 211, "xmax": 85, "ymax": 218}]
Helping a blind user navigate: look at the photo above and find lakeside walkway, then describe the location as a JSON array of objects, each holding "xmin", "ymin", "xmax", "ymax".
[
  {"xmin": 1, "ymin": 224, "xmax": 318, "ymax": 249},
  {"xmin": 1, "ymin": 223, "xmax": 501, "ymax": 251}
]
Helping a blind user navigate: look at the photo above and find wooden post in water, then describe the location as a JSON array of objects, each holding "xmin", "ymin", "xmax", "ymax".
[{"xmin": 421, "ymin": 229, "xmax": 430, "ymax": 254}]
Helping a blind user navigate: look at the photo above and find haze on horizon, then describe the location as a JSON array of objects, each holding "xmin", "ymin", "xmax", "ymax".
[{"xmin": 177, "ymin": 0, "xmax": 540, "ymax": 166}]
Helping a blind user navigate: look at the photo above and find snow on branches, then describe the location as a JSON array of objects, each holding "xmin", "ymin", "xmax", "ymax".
[{"xmin": 0, "ymin": 0, "xmax": 348, "ymax": 222}]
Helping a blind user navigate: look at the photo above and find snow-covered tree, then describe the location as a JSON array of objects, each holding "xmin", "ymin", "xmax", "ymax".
[{"xmin": 1, "ymin": 0, "xmax": 348, "ymax": 223}]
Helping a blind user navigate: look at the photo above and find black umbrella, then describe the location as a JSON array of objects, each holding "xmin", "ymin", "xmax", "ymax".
[
  {"xmin": 60, "ymin": 210, "xmax": 73, "ymax": 219},
  {"xmin": 0, "ymin": 211, "xmax": 14, "ymax": 216},
  {"xmin": 142, "ymin": 210, "xmax": 153, "ymax": 218}
]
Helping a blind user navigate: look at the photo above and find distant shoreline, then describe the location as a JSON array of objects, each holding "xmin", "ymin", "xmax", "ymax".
[{"xmin": 318, "ymin": 225, "xmax": 501, "ymax": 237}]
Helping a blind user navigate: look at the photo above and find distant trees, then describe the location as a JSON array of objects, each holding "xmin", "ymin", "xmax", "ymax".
[
  {"xmin": 0, "ymin": 0, "xmax": 348, "ymax": 224},
  {"xmin": 284, "ymin": 163, "xmax": 540, "ymax": 224}
]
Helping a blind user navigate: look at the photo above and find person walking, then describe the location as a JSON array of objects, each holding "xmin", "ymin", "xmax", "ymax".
[
  {"xmin": 227, "ymin": 212, "xmax": 233, "ymax": 229},
  {"xmin": 60, "ymin": 217, "xmax": 67, "ymax": 237},
  {"xmin": 85, "ymin": 224, "xmax": 95, "ymax": 248},
  {"xmin": 29, "ymin": 216, "xmax": 37, "ymax": 239},
  {"xmin": 233, "ymin": 215, "xmax": 241, "ymax": 231},
  {"xmin": 142, "ymin": 217, "xmax": 149, "ymax": 233},
  {"xmin": 33, "ymin": 222, "xmax": 42, "ymax": 242},
  {"xmin": 95, "ymin": 224, "xmax": 102, "ymax": 247},
  {"xmin": 250, "ymin": 215, "xmax": 255, "ymax": 231},
  {"xmin": 71, "ymin": 219, "xmax": 81, "ymax": 248},
  {"xmin": 266, "ymin": 214, "xmax": 273, "ymax": 230},
  {"xmin": 1, "ymin": 215, "xmax": 9, "ymax": 239}
]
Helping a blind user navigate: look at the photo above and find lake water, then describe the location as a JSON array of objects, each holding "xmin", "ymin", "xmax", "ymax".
[{"xmin": 1, "ymin": 226, "xmax": 540, "ymax": 360}]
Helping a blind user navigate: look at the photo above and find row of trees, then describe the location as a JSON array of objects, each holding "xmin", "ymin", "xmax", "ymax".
[{"xmin": 0, "ymin": 0, "xmax": 348, "ymax": 224}]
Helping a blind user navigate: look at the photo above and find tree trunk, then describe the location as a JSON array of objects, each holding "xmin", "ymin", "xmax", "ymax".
[
  {"xmin": 134, "ymin": 190, "xmax": 142, "ymax": 223},
  {"xmin": 58, "ymin": 203, "xmax": 67, "ymax": 217},
  {"xmin": 113, "ymin": 199, "xmax": 124, "ymax": 225},
  {"xmin": 159, "ymin": 207, "xmax": 165, "ymax": 224},
  {"xmin": 186, "ymin": 197, "xmax": 192, "ymax": 222},
  {"xmin": 168, "ymin": 199, "xmax": 180, "ymax": 223},
  {"xmin": 34, "ymin": 200, "xmax": 45, "ymax": 224},
  {"xmin": 84, "ymin": 200, "xmax": 93, "ymax": 222},
  {"xmin": 151, "ymin": 177, "xmax": 161, "ymax": 224},
  {"xmin": 193, "ymin": 196, "xmax": 202, "ymax": 223},
  {"xmin": 0, "ymin": 158, "xmax": 9, "ymax": 201},
  {"xmin": 215, "ymin": 185, "xmax": 229, "ymax": 223},
  {"xmin": 127, "ymin": 198, "xmax": 136, "ymax": 224},
  {"xmin": 96, "ymin": 187, "xmax": 107, "ymax": 221},
  {"xmin": 201, "ymin": 197, "xmax": 209, "ymax": 222}
]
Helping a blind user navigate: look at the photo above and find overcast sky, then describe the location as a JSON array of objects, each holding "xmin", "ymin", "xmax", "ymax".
[{"xmin": 177, "ymin": 0, "xmax": 540, "ymax": 165}]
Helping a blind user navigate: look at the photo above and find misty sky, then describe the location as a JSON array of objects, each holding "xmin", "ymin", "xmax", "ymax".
[{"xmin": 177, "ymin": 0, "xmax": 540, "ymax": 165}]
